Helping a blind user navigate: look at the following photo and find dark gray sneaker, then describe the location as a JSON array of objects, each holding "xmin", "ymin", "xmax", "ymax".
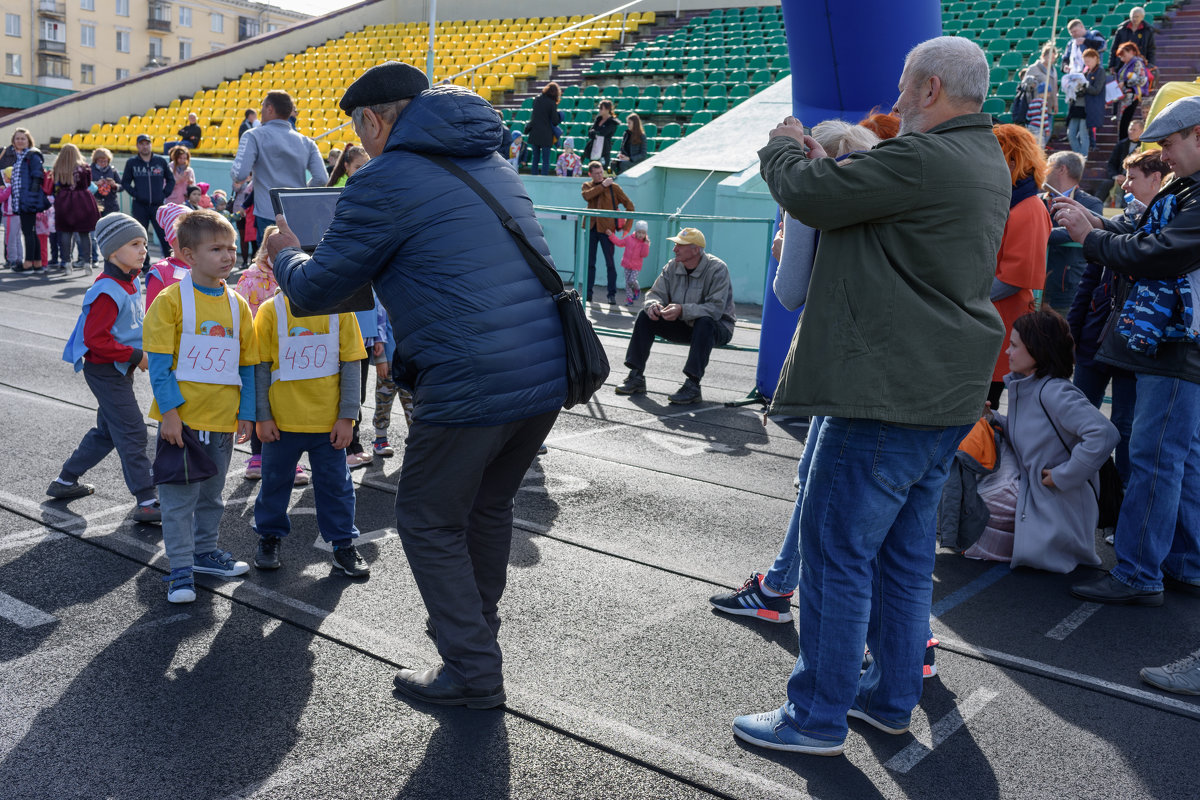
[
  {"xmin": 615, "ymin": 369, "xmax": 646, "ymax": 395},
  {"xmin": 46, "ymin": 480, "xmax": 94, "ymax": 500},
  {"xmin": 1141, "ymin": 657, "xmax": 1200, "ymax": 695},
  {"xmin": 255, "ymin": 536, "xmax": 281, "ymax": 570},
  {"xmin": 131, "ymin": 502, "xmax": 161, "ymax": 524},
  {"xmin": 331, "ymin": 544, "xmax": 370, "ymax": 577},
  {"xmin": 668, "ymin": 377, "xmax": 702, "ymax": 404}
]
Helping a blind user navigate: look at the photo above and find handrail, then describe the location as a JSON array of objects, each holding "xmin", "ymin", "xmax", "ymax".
[
  {"xmin": 315, "ymin": 1, "xmax": 646, "ymax": 143},
  {"xmin": 439, "ymin": 0, "xmax": 645, "ymax": 86},
  {"xmin": 535, "ymin": 205, "xmax": 774, "ymax": 225}
]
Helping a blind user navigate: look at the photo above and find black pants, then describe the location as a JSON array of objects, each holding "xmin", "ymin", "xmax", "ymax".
[
  {"xmin": 395, "ymin": 408, "xmax": 559, "ymax": 687},
  {"xmin": 19, "ymin": 212, "xmax": 39, "ymax": 264},
  {"xmin": 1119, "ymin": 99, "xmax": 1140, "ymax": 142},
  {"xmin": 587, "ymin": 228, "xmax": 617, "ymax": 299},
  {"xmin": 130, "ymin": 200, "xmax": 170, "ymax": 266},
  {"xmin": 236, "ymin": 215, "xmax": 258, "ymax": 265},
  {"xmin": 624, "ymin": 312, "xmax": 732, "ymax": 382}
]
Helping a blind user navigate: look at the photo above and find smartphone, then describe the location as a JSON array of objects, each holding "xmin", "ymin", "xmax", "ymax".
[{"xmin": 1042, "ymin": 183, "xmax": 1067, "ymax": 198}]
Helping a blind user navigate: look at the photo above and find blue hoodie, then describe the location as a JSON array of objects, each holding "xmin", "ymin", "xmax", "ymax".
[{"xmin": 273, "ymin": 85, "xmax": 566, "ymax": 427}]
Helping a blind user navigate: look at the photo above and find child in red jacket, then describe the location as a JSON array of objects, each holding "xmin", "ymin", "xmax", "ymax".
[{"xmin": 609, "ymin": 219, "xmax": 650, "ymax": 306}]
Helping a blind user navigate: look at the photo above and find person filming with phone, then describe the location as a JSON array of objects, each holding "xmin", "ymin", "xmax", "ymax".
[{"xmin": 265, "ymin": 62, "xmax": 567, "ymax": 711}]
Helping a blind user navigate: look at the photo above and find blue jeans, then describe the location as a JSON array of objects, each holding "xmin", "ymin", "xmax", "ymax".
[
  {"xmin": 1067, "ymin": 117, "xmax": 1090, "ymax": 157},
  {"xmin": 763, "ymin": 416, "xmax": 824, "ymax": 594},
  {"xmin": 255, "ymin": 430, "xmax": 359, "ymax": 545},
  {"xmin": 529, "ymin": 145, "xmax": 553, "ymax": 176},
  {"xmin": 784, "ymin": 418, "xmax": 971, "ymax": 742},
  {"xmin": 1110, "ymin": 373, "xmax": 1200, "ymax": 590},
  {"xmin": 1073, "ymin": 361, "xmax": 1135, "ymax": 485},
  {"xmin": 159, "ymin": 429, "xmax": 234, "ymax": 572}
]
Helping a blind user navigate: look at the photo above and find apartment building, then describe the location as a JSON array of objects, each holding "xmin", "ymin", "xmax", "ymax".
[{"xmin": 2, "ymin": 0, "xmax": 308, "ymax": 112}]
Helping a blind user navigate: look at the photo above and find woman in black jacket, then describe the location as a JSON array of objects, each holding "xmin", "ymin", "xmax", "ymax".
[
  {"xmin": 615, "ymin": 113, "xmax": 649, "ymax": 174},
  {"xmin": 6, "ymin": 128, "xmax": 48, "ymax": 272},
  {"xmin": 526, "ymin": 82, "xmax": 561, "ymax": 176},
  {"xmin": 583, "ymin": 100, "xmax": 619, "ymax": 170}
]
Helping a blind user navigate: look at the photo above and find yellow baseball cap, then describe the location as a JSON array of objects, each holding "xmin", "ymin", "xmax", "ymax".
[{"xmin": 666, "ymin": 227, "xmax": 705, "ymax": 247}]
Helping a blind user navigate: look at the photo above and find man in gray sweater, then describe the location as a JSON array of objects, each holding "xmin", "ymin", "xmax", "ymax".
[{"xmin": 231, "ymin": 90, "xmax": 328, "ymax": 242}]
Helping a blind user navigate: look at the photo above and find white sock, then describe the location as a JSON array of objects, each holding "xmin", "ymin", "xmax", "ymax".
[
  {"xmin": 759, "ymin": 578, "xmax": 787, "ymax": 597},
  {"xmin": 54, "ymin": 477, "xmax": 74, "ymax": 486},
  {"xmin": 139, "ymin": 499, "xmax": 158, "ymax": 507}
]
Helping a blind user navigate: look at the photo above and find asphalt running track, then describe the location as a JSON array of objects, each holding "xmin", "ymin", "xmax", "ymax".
[{"xmin": 0, "ymin": 269, "xmax": 1197, "ymax": 800}]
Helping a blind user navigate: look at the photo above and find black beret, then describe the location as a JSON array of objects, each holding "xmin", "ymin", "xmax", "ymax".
[{"xmin": 339, "ymin": 61, "xmax": 431, "ymax": 114}]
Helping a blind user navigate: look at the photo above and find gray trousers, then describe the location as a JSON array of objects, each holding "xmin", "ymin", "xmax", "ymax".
[
  {"xmin": 396, "ymin": 409, "xmax": 559, "ymax": 688},
  {"xmin": 60, "ymin": 362, "xmax": 155, "ymax": 504},
  {"xmin": 159, "ymin": 430, "xmax": 234, "ymax": 572}
]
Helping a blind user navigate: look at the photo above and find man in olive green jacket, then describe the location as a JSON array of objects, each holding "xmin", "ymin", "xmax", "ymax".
[{"xmin": 731, "ymin": 36, "xmax": 1011, "ymax": 758}]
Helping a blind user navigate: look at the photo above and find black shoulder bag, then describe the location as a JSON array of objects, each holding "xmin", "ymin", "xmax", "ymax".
[{"xmin": 416, "ymin": 153, "xmax": 610, "ymax": 409}]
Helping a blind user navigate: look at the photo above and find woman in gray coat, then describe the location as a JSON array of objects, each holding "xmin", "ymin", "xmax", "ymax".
[{"xmin": 983, "ymin": 311, "xmax": 1120, "ymax": 573}]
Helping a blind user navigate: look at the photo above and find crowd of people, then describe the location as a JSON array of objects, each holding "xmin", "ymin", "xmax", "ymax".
[{"xmin": 2, "ymin": 16, "xmax": 1198, "ymax": 763}]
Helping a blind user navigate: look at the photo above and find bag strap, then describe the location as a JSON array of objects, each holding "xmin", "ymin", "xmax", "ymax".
[
  {"xmin": 1036, "ymin": 381, "xmax": 1100, "ymax": 503},
  {"xmin": 415, "ymin": 152, "xmax": 565, "ymax": 297}
]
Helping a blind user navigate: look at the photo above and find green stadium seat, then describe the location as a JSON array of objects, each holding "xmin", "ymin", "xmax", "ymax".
[
  {"xmin": 750, "ymin": 68, "xmax": 773, "ymax": 86},
  {"xmin": 990, "ymin": 66, "xmax": 1009, "ymax": 83},
  {"xmin": 707, "ymin": 97, "xmax": 728, "ymax": 113},
  {"xmin": 998, "ymin": 80, "xmax": 1020, "ymax": 97},
  {"xmin": 691, "ymin": 110, "xmax": 714, "ymax": 123},
  {"xmin": 708, "ymin": 70, "xmax": 727, "ymax": 84},
  {"xmin": 635, "ymin": 98, "xmax": 657, "ymax": 115},
  {"xmin": 683, "ymin": 96, "xmax": 704, "ymax": 113},
  {"xmin": 662, "ymin": 58, "xmax": 683, "ymax": 73},
  {"xmin": 770, "ymin": 56, "xmax": 789, "ymax": 71},
  {"xmin": 660, "ymin": 97, "xmax": 682, "ymax": 114},
  {"xmin": 730, "ymin": 83, "xmax": 752, "ymax": 99},
  {"xmin": 562, "ymin": 85, "xmax": 580, "ymax": 97},
  {"xmin": 642, "ymin": 85, "xmax": 661, "ymax": 99},
  {"xmin": 982, "ymin": 97, "xmax": 1006, "ymax": 115},
  {"xmin": 621, "ymin": 85, "xmax": 640, "ymax": 98},
  {"xmin": 643, "ymin": 122, "xmax": 657, "ymax": 138},
  {"xmin": 684, "ymin": 83, "xmax": 706, "ymax": 98},
  {"xmin": 661, "ymin": 122, "xmax": 682, "ymax": 138},
  {"xmin": 583, "ymin": 85, "xmax": 600, "ymax": 98},
  {"xmin": 685, "ymin": 70, "xmax": 706, "ymax": 83},
  {"xmin": 729, "ymin": 69, "xmax": 749, "ymax": 83},
  {"xmin": 521, "ymin": 97, "xmax": 535, "ymax": 109},
  {"xmin": 663, "ymin": 83, "xmax": 683, "ymax": 97},
  {"xmin": 684, "ymin": 122, "xmax": 703, "ymax": 135}
]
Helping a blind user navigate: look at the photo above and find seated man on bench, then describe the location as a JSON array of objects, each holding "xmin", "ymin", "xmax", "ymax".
[{"xmin": 615, "ymin": 227, "xmax": 736, "ymax": 404}]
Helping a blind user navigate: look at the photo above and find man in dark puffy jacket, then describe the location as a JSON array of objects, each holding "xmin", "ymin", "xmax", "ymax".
[
  {"xmin": 1109, "ymin": 7, "xmax": 1156, "ymax": 70},
  {"xmin": 267, "ymin": 62, "xmax": 566, "ymax": 709},
  {"xmin": 1053, "ymin": 96, "xmax": 1200, "ymax": 607}
]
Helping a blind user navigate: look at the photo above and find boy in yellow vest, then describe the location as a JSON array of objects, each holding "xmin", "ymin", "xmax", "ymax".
[
  {"xmin": 252, "ymin": 290, "xmax": 369, "ymax": 575},
  {"xmin": 143, "ymin": 209, "xmax": 257, "ymax": 603}
]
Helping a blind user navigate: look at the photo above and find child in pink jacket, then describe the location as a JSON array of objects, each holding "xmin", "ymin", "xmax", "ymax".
[{"xmin": 609, "ymin": 219, "xmax": 650, "ymax": 305}]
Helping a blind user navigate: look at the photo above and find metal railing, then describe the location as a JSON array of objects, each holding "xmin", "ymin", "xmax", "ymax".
[
  {"xmin": 36, "ymin": 0, "xmax": 66, "ymax": 16},
  {"xmin": 36, "ymin": 39, "xmax": 67, "ymax": 54}
]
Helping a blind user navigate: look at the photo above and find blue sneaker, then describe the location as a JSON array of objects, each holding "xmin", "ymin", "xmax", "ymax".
[
  {"xmin": 163, "ymin": 568, "xmax": 196, "ymax": 604},
  {"xmin": 847, "ymin": 704, "xmax": 910, "ymax": 735},
  {"xmin": 193, "ymin": 549, "xmax": 250, "ymax": 578},
  {"xmin": 732, "ymin": 706, "xmax": 844, "ymax": 755},
  {"xmin": 709, "ymin": 573, "xmax": 793, "ymax": 623}
]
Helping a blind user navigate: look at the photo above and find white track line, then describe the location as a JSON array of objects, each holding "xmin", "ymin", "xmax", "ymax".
[
  {"xmin": 546, "ymin": 403, "xmax": 729, "ymax": 445},
  {"xmin": 0, "ymin": 590, "xmax": 57, "ymax": 628},
  {"xmin": 885, "ymin": 687, "xmax": 1000, "ymax": 773},
  {"xmin": 1045, "ymin": 602, "xmax": 1102, "ymax": 640}
]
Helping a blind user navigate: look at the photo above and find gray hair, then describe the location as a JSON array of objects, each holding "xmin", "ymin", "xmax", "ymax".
[
  {"xmin": 350, "ymin": 98, "xmax": 411, "ymax": 130},
  {"xmin": 811, "ymin": 120, "xmax": 881, "ymax": 157},
  {"xmin": 904, "ymin": 36, "xmax": 990, "ymax": 108},
  {"xmin": 1130, "ymin": 6, "xmax": 1145, "ymax": 18},
  {"xmin": 1048, "ymin": 150, "xmax": 1085, "ymax": 181}
]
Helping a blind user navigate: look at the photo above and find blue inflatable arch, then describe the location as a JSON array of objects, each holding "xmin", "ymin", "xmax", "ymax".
[{"xmin": 755, "ymin": 0, "xmax": 943, "ymax": 400}]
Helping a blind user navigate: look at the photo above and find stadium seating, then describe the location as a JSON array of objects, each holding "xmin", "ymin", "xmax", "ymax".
[
  {"xmin": 507, "ymin": 6, "xmax": 788, "ymax": 163},
  {"xmin": 56, "ymin": 11, "xmax": 657, "ymax": 156}
]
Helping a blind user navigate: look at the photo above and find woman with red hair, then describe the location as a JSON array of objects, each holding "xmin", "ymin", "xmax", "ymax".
[
  {"xmin": 858, "ymin": 111, "xmax": 899, "ymax": 140},
  {"xmin": 987, "ymin": 124, "xmax": 1051, "ymax": 407}
]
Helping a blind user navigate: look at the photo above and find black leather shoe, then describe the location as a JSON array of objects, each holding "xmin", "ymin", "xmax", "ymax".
[
  {"xmin": 254, "ymin": 536, "xmax": 281, "ymax": 570},
  {"xmin": 615, "ymin": 369, "xmax": 646, "ymax": 395},
  {"xmin": 1071, "ymin": 573, "xmax": 1163, "ymax": 606},
  {"xmin": 1162, "ymin": 572, "xmax": 1200, "ymax": 597},
  {"xmin": 393, "ymin": 664, "xmax": 505, "ymax": 709},
  {"xmin": 667, "ymin": 377, "xmax": 702, "ymax": 404}
]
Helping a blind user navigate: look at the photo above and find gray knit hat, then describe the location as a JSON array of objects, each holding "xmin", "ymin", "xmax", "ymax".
[{"xmin": 95, "ymin": 213, "xmax": 147, "ymax": 260}]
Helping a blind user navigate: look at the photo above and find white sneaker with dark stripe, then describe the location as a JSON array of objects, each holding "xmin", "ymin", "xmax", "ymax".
[{"xmin": 709, "ymin": 573, "xmax": 793, "ymax": 623}]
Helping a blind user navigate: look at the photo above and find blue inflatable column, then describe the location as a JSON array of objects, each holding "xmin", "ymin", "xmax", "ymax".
[{"xmin": 755, "ymin": 0, "xmax": 943, "ymax": 401}]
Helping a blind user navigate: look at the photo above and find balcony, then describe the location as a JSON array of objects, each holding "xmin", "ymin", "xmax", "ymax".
[
  {"xmin": 37, "ymin": 39, "xmax": 67, "ymax": 54},
  {"xmin": 37, "ymin": 0, "xmax": 66, "ymax": 18},
  {"xmin": 144, "ymin": 53, "xmax": 171, "ymax": 70},
  {"xmin": 147, "ymin": 17, "xmax": 171, "ymax": 32}
]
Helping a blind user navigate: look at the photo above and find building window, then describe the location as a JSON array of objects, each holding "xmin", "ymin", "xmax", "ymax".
[
  {"xmin": 40, "ymin": 19, "xmax": 66, "ymax": 43},
  {"xmin": 210, "ymin": 41, "xmax": 223, "ymax": 51},
  {"xmin": 116, "ymin": 67, "xmax": 129, "ymax": 80},
  {"xmin": 4, "ymin": 14, "xmax": 19, "ymax": 37},
  {"xmin": 149, "ymin": 37, "xmax": 162, "ymax": 57},
  {"xmin": 179, "ymin": 6, "xmax": 191, "ymax": 27},
  {"xmin": 80, "ymin": 23, "xmax": 95, "ymax": 47},
  {"xmin": 5, "ymin": 53, "xmax": 20, "ymax": 76},
  {"xmin": 237, "ymin": 16, "xmax": 258, "ymax": 40},
  {"xmin": 115, "ymin": 29, "xmax": 130, "ymax": 52},
  {"xmin": 178, "ymin": 38, "xmax": 191, "ymax": 60},
  {"xmin": 80, "ymin": 0, "xmax": 94, "ymax": 10},
  {"xmin": 209, "ymin": 12, "xmax": 222, "ymax": 33},
  {"xmin": 81, "ymin": 63, "xmax": 94, "ymax": 83},
  {"xmin": 38, "ymin": 55, "xmax": 68, "ymax": 78},
  {"xmin": 115, "ymin": 0, "xmax": 129, "ymax": 17}
]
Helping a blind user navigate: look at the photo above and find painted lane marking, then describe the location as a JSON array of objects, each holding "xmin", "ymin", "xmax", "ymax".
[
  {"xmin": 642, "ymin": 430, "xmax": 734, "ymax": 456},
  {"xmin": 312, "ymin": 526, "xmax": 399, "ymax": 553},
  {"xmin": 214, "ymin": 728, "xmax": 398, "ymax": 800},
  {"xmin": 546, "ymin": 403, "xmax": 728, "ymax": 446},
  {"xmin": 885, "ymin": 687, "xmax": 1000, "ymax": 774},
  {"xmin": 0, "ymin": 590, "xmax": 57, "ymax": 628},
  {"xmin": 939, "ymin": 637, "xmax": 1200, "ymax": 719},
  {"xmin": 930, "ymin": 564, "xmax": 1010, "ymax": 618},
  {"xmin": 0, "ymin": 529, "xmax": 67, "ymax": 552},
  {"xmin": 1045, "ymin": 602, "xmax": 1102, "ymax": 641}
]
